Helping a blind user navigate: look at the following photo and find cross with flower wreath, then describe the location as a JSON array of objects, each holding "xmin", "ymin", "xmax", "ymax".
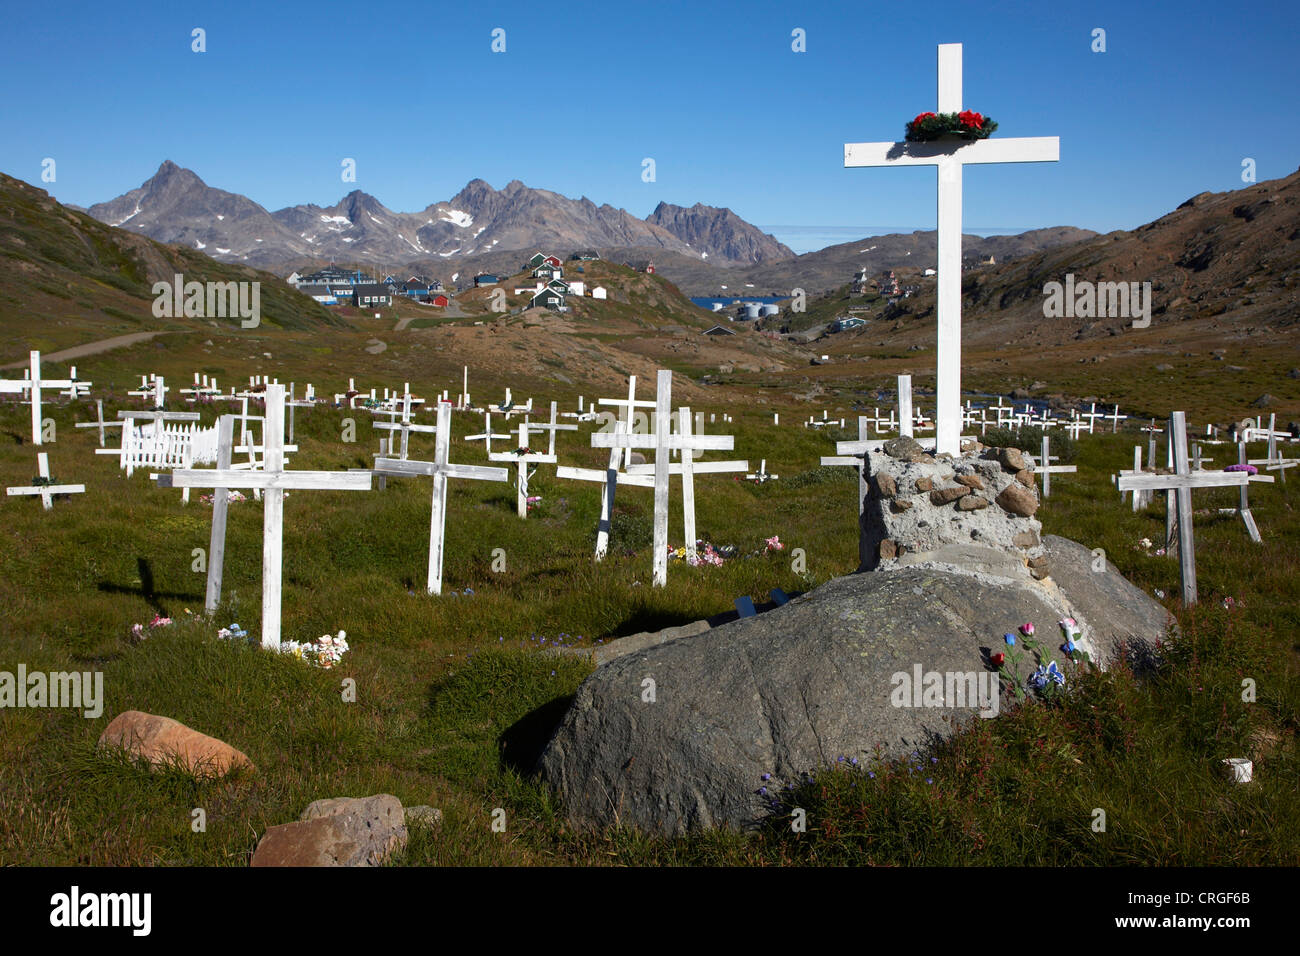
[{"xmin": 845, "ymin": 43, "xmax": 1059, "ymax": 456}]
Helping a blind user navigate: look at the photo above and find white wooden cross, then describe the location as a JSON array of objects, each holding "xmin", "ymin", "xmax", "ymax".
[
  {"xmin": 1081, "ymin": 403, "xmax": 1105, "ymax": 434},
  {"xmin": 374, "ymin": 401, "xmax": 508, "ymax": 595},
  {"xmin": 821, "ymin": 416, "xmax": 872, "ymax": 515},
  {"xmin": 490, "ymin": 421, "xmax": 557, "ymax": 518},
  {"xmin": 746, "ymin": 459, "xmax": 778, "ymax": 483},
  {"xmin": 128, "ymin": 374, "xmax": 167, "ymax": 409},
  {"xmin": 556, "ymin": 377, "xmax": 654, "ymax": 560},
  {"xmin": 845, "ymin": 42, "xmax": 1059, "ymax": 454},
  {"xmin": 466, "ymin": 412, "xmax": 511, "ymax": 456},
  {"xmin": 198, "ymin": 415, "xmax": 237, "ymax": 613},
  {"xmin": 1116, "ymin": 412, "xmax": 1261, "ymax": 605},
  {"xmin": 625, "ymin": 406, "xmax": 747, "ymax": 562},
  {"xmin": 76, "ymin": 399, "xmax": 124, "ymax": 448},
  {"xmin": 1035, "ymin": 434, "xmax": 1076, "ymax": 497},
  {"xmin": 6, "ymin": 452, "xmax": 84, "ymax": 510},
  {"xmin": 1105, "ymin": 405, "xmax": 1128, "ymax": 432},
  {"xmin": 526, "ymin": 400, "xmax": 579, "ymax": 457},
  {"xmin": 58, "ymin": 367, "xmax": 89, "ymax": 400},
  {"xmin": 372, "ymin": 393, "xmax": 436, "ymax": 461},
  {"xmin": 160, "ymin": 385, "xmax": 372, "ymax": 648},
  {"xmin": 592, "ymin": 370, "xmax": 736, "ymax": 586},
  {"xmin": 597, "ymin": 375, "xmax": 656, "ymax": 470},
  {"xmin": 1247, "ymin": 413, "xmax": 1297, "ymax": 482},
  {"xmin": 20, "ymin": 351, "xmax": 86, "ymax": 445}
]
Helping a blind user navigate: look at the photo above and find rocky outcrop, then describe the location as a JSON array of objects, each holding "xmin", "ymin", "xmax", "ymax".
[{"xmin": 537, "ymin": 541, "xmax": 1168, "ymax": 836}]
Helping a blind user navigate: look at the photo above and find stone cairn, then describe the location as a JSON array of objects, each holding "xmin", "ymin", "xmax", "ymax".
[{"xmin": 859, "ymin": 435, "xmax": 1048, "ymax": 579}]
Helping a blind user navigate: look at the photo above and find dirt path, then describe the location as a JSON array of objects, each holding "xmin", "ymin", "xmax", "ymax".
[{"xmin": 2, "ymin": 330, "xmax": 190, "ymax": 368}]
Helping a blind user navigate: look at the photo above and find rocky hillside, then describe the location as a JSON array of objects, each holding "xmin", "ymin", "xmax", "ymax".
[
  {"xmin": 646, "ymin": 202, "xmax": 795, "ymax": 264},
  {"xmin": 871, "ymin": 166, "xmax": 1300, "ymax": 350},
  {"xmin": 0, "ymin": 171, "xmax": 344, "ymax": 359}
]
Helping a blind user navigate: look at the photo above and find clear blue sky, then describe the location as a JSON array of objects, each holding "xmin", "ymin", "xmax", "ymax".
[{"xmin": 4, "ymin": 0, "xmax": 1297, "ymax": 249}]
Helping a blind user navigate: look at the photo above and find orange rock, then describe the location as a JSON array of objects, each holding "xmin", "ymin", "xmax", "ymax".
[{"xmin": 98, "ymin": 710, "xmax": 253, "ymax": 779}]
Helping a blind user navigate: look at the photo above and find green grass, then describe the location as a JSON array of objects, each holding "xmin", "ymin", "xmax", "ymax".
[{"xmin": 1, "ymin": 391, "xmax": 1297, "ymax": 866}]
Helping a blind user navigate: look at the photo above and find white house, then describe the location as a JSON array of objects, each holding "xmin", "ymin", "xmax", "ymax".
[
  {"xmin": 566, "ymin": 280, "xmax": 585, "ymax": 296},
  {"xmin": 590, "ymin": 285, "xmax": 607, "ymax": 300}
]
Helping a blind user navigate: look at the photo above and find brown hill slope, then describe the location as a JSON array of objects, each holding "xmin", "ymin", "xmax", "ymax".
[{"xmin": 0, "ymin": 172, "xmax": 346, "ymax": 362}]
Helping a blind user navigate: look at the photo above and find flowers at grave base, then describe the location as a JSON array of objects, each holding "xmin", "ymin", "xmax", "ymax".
[
  {"xmin": 513, "ymin": 446, "xmax": 531, "ymax": 457},
  {"xmin": 990, "ymin": 651, "xmax": 1006, "ymax": 667},
  {"xmin": 764, "ymin": 535, "xmax": 785, "ymax": 553},
  {"xmin": 199, "ymin": 490, "xmax": 247, "ymax": 506},
  {"xmin": 1028, "ymin": 661, "xmax": 1066, "ymax": 691},
  {"xmin": 31, "ymin": 474, "xmax": 58, "ymax": 487},
  {"xmin": 217, "ymin": 623, "xmax": 249, "ymax": 642},
  {"xmin": 1222, "ymin": 596, "xmax": 1244, "ymax": 611},
  {"xmin": 1020, "ymin": 622, "xmax": 1035, "ymax": 637},
  {"xmin": 130, "ymin": 614, "xmax": 174, "ymax": 640},
  {"xmin": 276, "ymin": 630, "xmax": 349, "ymax": 668},
  {"xmin": 1225, "ymin": 464, "xmax": 1258, "ymax": 475},
  {"xmin": 905, "ymin": 110, "xmax": 998, "ymax": 142}
]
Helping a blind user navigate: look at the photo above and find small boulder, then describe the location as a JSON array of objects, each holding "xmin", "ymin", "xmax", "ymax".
[
  {"xmin": 872, "ymin": 473, "xmax": 897, "ymax": 498},
  {"xmin": 98, "ymin": 711, "xmax": 253, "ymax": 779},
  {"xmin": 890, "ymin": 497, "xmax": 913, "ymax": 512},
  {"xmin": 883, "ymin": 436, "xmax": 924, "ymax": 460},
  {"xmin": 954, "ymin": 474, "xmax": 984, "ymax": 490},
  {"xmin": 956, "ymin": 495, "xmax": 990, "ymax": 511},
  {"xmin": 929, "ymin": 485, "xmax": 970, "ymax": 505},
  {"xmin": 914, "ymin": 476, "xmax": 934, "ymax": 493},
  {"xmin": 251, "ymin": 794, "xmax": 407, "ymax": 867},
  {"xmin": 879, "ymin": 539, "xmax": 898, "ymax": 560},
  {"xmin": 996, "ymin": 483, "xmax": 1040, "ymax": 517},
  {"xmin": 998, "ymin": 447, "xmax": 1027, "ymax": 472},
  {"xmin": 1015, "ymin": 469, "xmax": 1036, "ymax": 488}
]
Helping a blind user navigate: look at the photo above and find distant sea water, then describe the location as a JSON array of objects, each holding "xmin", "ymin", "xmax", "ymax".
[{"xmin": 761, "ymin": 225, "xmax": 1033, "ymax": 255}]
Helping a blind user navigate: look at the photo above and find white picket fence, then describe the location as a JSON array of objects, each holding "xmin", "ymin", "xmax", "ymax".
[{"xmin": 107, "ymin": 422, "xmax": 219, "ymax": 479}]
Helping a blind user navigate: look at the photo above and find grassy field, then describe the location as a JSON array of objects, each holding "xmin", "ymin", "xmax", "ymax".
[{"xmin": 1, "ymin": 363, "xmax": 1297, "ymax": 866}]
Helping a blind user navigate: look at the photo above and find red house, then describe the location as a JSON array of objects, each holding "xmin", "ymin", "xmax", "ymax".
[{"xmin": 430, "ymin": 293, "xmax": 450, "ymax": 307}]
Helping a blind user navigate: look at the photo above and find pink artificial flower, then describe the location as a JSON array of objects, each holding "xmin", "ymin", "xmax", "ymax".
[{"xmin": 1020, "ymin": 622, "xmax": 1035, "ymax": 637}]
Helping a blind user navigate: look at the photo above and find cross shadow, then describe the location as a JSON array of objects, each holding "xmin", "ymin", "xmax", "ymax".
[{"xmin": 97, "ymin": 556, "xmax": 201, "ymax": 617}]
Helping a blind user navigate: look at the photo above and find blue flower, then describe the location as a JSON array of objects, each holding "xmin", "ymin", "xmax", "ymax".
[
  {"xmin": 1028, "ymin": 661, "xmax": 1066, "ymax": 690},
  {"xmin": 761, "ymin": 773, "xmax": 771, "ymax": 781},
  {"xmin": 1004, "ymin": 632, "xmax": 1016, "ymax": 646}
]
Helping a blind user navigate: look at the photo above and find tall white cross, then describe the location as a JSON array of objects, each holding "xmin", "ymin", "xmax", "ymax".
[
  {"xmin": 821, "ymin": 416, "xmax": 872, "ymax": 515},
  {"xmin": 160, "ymin": 385, "xmax": 372, "ymax": 648},
  {"xmin": 1116, "ymin": 412, "xmax": 1262, "ymax": 605},
  {"xmin": 20, "ymin": 351, "xmax": 86, "ymax": 445},
  {"xmin": 592, "ymin": 370, "xmax": 735, "ymax": 587},
  {"xmin": 490, "ymin": 422, "xmax": 557, "ymax": 518},
  {"xmin": 845, "ymin": 42, "xmax": 1059, "ymax": 454},
  {"xmin": 626, "ymin": 406, "xmax": 747, "ymax": 562},
  {"xmin": 375, "ymin": 402, "xmax": 507, "ymax": 595}
]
